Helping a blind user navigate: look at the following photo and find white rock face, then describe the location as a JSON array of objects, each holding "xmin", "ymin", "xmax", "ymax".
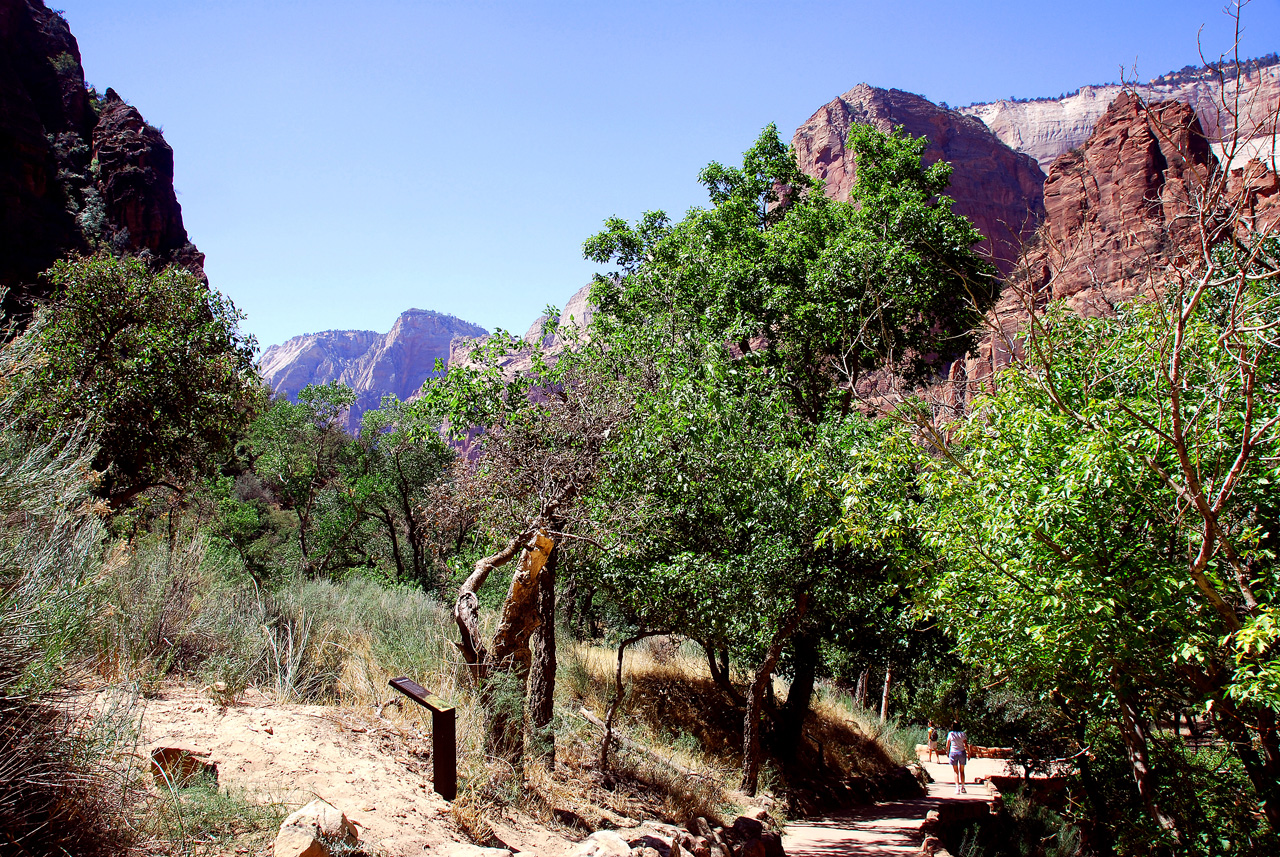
[{"xmin": 961, "ymin": 61, "xmax": 1280, "ymax": 171}]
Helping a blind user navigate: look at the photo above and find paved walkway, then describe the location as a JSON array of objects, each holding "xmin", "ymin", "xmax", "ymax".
[{"xmin": 782, "ymin": 756, "xmax": 1010, "ymax": 857}]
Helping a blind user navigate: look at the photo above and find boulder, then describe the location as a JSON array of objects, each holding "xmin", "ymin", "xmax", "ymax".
[
  {"xmin": 730, "ymin": 817, "xmax": 764, "ymax": 842},
  {"xmin": 273, "ymin": 799, "xmax": 358, "ymax": 857},
  {"xmin": 628, "ymin": 834, "xmax": 672, "ymax": 857},
  {"xmin": 274, "ymin": 826, "xmax": 328, "ymax": 857},
  {"xmin": 688, "ymin": 819, "xmax": 714, "ymax": 840},
  {"xmin": 573, "ymin": 831, "xmax": 633, "ymax": 857}
]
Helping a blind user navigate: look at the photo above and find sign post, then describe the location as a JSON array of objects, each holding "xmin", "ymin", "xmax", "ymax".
[{"xmin": 389, "ymin": 677, "xmax": 457, "ymax": 800}]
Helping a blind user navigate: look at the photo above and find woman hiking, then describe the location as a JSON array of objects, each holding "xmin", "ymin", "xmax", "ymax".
[{"xmin": 946, "ymin": 721, "xmax": 969, "ymax": 794}]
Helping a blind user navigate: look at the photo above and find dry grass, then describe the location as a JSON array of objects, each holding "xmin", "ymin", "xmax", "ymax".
[
  {"xmin": 561, "ymin": 639, "xmax": 914, "ymax": 819},
  {"xmin": 89, "ymin": 536, "xmax": 915, "ymax": 841}
]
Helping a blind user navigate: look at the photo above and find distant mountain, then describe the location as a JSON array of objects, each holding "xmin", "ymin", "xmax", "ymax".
[
  {"xmin": 0, "ymin": 0, "xmax": 203, "ymax": 311},
  {"xmin": 960, "ymin": 55, "xmax": 1280, "ymax": 171},
  {"xmin": 259, "ymin": 309, "xmax": 488, "ymax": 431}
]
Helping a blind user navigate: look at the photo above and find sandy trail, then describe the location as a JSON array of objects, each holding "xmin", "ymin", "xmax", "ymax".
[
  {"xmin": 132, "ymin": 687, "xmax": 577, "ymax": 857},
  {"xmin": 782, "ymin": 757, "xmax": 1009, "ymax": 857}
]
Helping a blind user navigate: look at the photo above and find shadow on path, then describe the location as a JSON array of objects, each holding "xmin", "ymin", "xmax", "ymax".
[{"xmin": 783, "ymin": 757, "xmax": 1010, "ymax": 857}]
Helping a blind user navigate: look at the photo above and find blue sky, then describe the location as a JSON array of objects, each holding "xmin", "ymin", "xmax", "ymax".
[{"xmin": 54, "ymin": 1, "xmax": 1279, "ymax": 349}]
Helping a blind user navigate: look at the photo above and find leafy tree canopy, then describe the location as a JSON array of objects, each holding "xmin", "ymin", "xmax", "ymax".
[{"xmin": 14, "ymin": 253, "xmax": 265, "ymax": 508}]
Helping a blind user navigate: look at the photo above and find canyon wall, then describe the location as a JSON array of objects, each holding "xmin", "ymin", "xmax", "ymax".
[
  {"xmin": 960, "ymin": 57, "xmax": 1280, "ymax": 172},
  {"xmin": 0, "ymin": 0, "xmax": 202, "ymax": 310},
  {"xmin": 958, "ymin": 91, "xmax": 1280, "ymax": 400}
]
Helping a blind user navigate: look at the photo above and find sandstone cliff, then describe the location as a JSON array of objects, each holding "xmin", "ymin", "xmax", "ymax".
[
  {"xmin": 0, "ymin": 0, "xmax": 200, "ymax": 310},
  {"xmin": 260, "ymin": 309, "xmax": 488, "ymax": 431},
  {"xmin": 960, "ymin": 56, "xmax": 1280, "ymax": 172},
  {"xmin": 956, "ymin": 91, "xmax": 1280, "ymax": 400},
  {"xmin": 791, "ymin": 84, "xmax": 1047, "ymax": 273}
]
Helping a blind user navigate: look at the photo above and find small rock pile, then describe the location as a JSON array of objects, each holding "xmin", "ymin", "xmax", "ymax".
[{"xmin": 573, "ymin": 807, "xmax": 786, "ymax": 857}]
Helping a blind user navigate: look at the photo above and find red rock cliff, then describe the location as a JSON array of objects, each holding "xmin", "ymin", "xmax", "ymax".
[
  {"xmin": 0, "ymin": 0, "xmax": 201, "ymax": 310},
  {"xmin": 959, "ymin": 92, "xmax": 1279, "ymax": 400},
  {"xmin": 791, "ymin": 84, "xmax": 1047, "ymax": 274}
]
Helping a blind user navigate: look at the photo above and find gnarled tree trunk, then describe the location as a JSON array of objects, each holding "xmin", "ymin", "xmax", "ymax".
[
  {"xmin": 454, "ymin": 528, "xmax": 555, "ymax": 763},
  {"xmin": 741, "ymin": 593, "xmax": 809, "ymax": 795},
  {"xmin": 528, "ymin": 545, "xmax": 558, "ymax": 764}
]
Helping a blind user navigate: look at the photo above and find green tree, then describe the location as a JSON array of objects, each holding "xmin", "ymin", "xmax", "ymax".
[
  {"xmin": 583, "ymin": 122, "xmax": 994, "ymax": 792},
  {"xmin": 913, "ymin": 238, "xmax": 1280, "ymax": 843},
  {"xmin": 417, "ymin": 319, "xmax": 630, "ymax": 765},
  {"xmin": 248, "ymin": 382, "xmax": 362, "ymax": 575},
  {"xmin": 355, "ymin": 395, "xmax": 455, "ymax": 585},
  {"xmin": 14, "ymin": 254, "xmax": 265, "ymax": 508}
]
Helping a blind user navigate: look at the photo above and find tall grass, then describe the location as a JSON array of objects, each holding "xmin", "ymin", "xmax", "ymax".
[
  {"xmin": 88, "ymin": 524, "xmax": 919, "ymax": 837},
  {"xmin": 0, "ymin": 395, "xmax": 136, "ymax": 853}
]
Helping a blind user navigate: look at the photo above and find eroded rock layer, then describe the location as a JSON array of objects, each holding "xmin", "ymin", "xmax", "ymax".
[{"xmin": 961, "ymin": 57, "xmax": 1280, "ymax": 172}]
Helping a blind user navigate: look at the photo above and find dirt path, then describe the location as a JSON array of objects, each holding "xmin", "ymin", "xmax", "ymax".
[
  {"xmin": 129, "ymin": 686, "xmax": 578, "ymax": 857},
  {"xmin": 782, "ymin": 757, "xmax": 1009, "ymax": 857}
]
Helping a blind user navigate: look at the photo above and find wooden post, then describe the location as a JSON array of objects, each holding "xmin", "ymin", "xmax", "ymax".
[{"xmin": 389, "ymin": 677, "xmax": 457, "ymax": 800}]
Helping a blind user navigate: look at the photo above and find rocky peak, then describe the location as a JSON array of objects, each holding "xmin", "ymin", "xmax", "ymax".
[
  {"xmin": 946, "ymin": 92, "xmax": 1265, "ymax": 406},
  {"xmin": 92, "ymin": 89, "xmax": 202, "ymax": 269},
  {"xmin": 259, "ymin": 309, "xmax": 489, "ymax": 432},
  {"xmin": 791, "ymin": 84, "xmax": 1047, "ymax": 274},
  {"xmin": 0, "ymin": 0, "xmax": 201, "ymax": 311},
  {"xmin": 1024, "ymin": 92, "xmax": 1214, "ymax": 315}
]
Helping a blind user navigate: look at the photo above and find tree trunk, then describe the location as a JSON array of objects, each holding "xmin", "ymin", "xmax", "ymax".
[
  {"xmin": 1208, "ymin": 695, "xmax": 1280, "ymax": 829},
  {"xmin": 601, "ymin": 631, "xmax": 659, "ymax": 773},
  {"xmin": 780, "ymin": 633, "xmax": 818, "ymax": 754},
  {"xmin": 741, "ymin": 593, "xmax": 809, "ymax": 795},
  {"xmin": 453, "ymin": 529, "xmax": 530, "ymax": 684},
  {"xmin": 1073, "ymin": 715, "xmax": 1115, "ymax": 857},
  {"xmin": 379, "ymin": 507, "xmax": 406, "ymax": 579},
  {"xmin": 454, "ymin": 528, "xmax": 554, "ymax": 764},
  {"xmin": 879, "ymin": 664, "xmax": 892, "ymax": 722},
  {"xmin": 704, "ymin": 640, "xmax": 745, "ymax": 706},
  {"xmin": 1114, "ymin": 681, "xmax": 1181, "ymax": 847},
  {"xmin": 528, "ymin": 545, "xmax": 558, "ymax": 764},
  {"xmin": 484, "ymin": 530, "xmax": 555, "ymax": 763},
  {"xmin": 855, "ymin": 668, "xmax": 869, "ymax": 709}
]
